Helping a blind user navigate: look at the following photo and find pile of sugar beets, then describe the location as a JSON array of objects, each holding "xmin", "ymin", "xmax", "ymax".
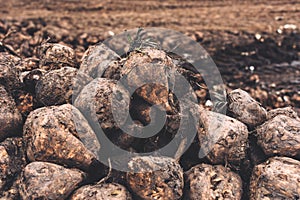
[{"xmin": 0, "ymin": 40, "xmax": 300, "ymax": 200}]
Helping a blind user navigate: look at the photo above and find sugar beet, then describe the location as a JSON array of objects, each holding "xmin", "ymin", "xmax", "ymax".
[
  {"xmin": 70, "ymin": 183, "xmax": 132, "ymax": 200},
  {"xmin": 0, "ymin": 85, "xmax": 23, "ymax": 141},
  {"xmin": 19, "ymin": 161, "xmax": 85, "ymax": 200},
  {"xmin": 256, "ymin": 114, "xmax": 300, "ymax": 158},
  {"xmin": 197, "ymin": 109, "xmax": 249, "ymax": 165},
  {"xmin": 35, "ymin": 66, "xmax": 78, "ymax": 106},
  {"xmin": 126, "ymin": 156, "xmax": 184, "ymax": 200},
  {"xmin": 250, "ymin": 157, "xmax": 300, "ymax": 199},
  {"xmin": 228, "ymin": 89, "xmax": 267, "ymax": 127},
  {"xmin": 38, "ymin": 43, "xmax": 77, "ymax": 70},
  {"xmin": 23, "ymin": 104, "xmax": 101, "ymax": 171},
  {"xmin": 185, "ymin": 163, "xmax": 243, "ymax": 200}
]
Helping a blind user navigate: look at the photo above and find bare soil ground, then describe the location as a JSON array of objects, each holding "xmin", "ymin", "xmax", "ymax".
[
  {"xmin": 0, "ymin": 0, "xmax": 300, "ymax": 112},
  {"xmin": 2, "ymin": 0, "xmax": 300, "ymax": 34}
]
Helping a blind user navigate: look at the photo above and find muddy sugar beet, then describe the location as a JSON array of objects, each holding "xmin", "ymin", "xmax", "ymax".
[
  {"xmin": 35, "ymin": 66, "xmax": 78, "ymax": 106},
  {"xmin": 0, "ymin": 52, "xmax": 22, "ymax": 93},
  {"xmin": 256, "ymin": 112, "xmax": 300, "ymax": 158},
  {"xmin": 197, "ymin": 107, "xmax": 249, "ymax": 166},
  {"xmin": 228, "ymin": 88, "xmax": 267, "ymax": 127},
  {"xmin": 0, "ymin": 85, "xmax": 23, "ymax": 140},
  {"xmin": 19, "ymin": 161, "xmax": 86, "ymax": 199},
  {"xmin": 185, "ymin": 163, "xmax": 243, "ymax": 199},
  {"xmin": 250, "ymin": 157, "xmax": 300, "ymax": 199},
  {"xmin": 126, "ymin": 156, "xmax": 184, "ymax": 200},
  {"xmin": 74, "ymin": 78, "xmax": 129, "ymax": 131},
  {"xmin": 38, "ymin": 43, "xmax": 77, "ymax": 70},
  {"xmin": 23, "ymin": 104, "xmax": 101, "ymax": 171},
  {"xmin": 70, "ymin": 183, "xmax": 132, "ymax": 200}
]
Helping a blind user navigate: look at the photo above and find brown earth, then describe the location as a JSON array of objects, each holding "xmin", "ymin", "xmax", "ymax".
[{"xmin": 2, "ymin": 0, "xmax": 300, "ymax": 34}]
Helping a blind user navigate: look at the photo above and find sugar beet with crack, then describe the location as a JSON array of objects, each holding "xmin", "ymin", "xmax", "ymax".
[{"xmin": 23, "ymin": 104, "xmax": 101, "ymax": 171}]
